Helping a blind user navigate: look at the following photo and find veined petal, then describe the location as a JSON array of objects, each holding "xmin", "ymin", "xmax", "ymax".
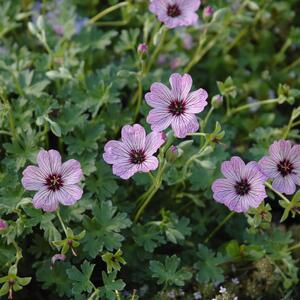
[
  {"xmin": 137, "ymin": 156, "xmax": 159, "ymax": 173},
  {"xmin": 147, "ymin": 109, "xmax": 173, "ymax": 131},
  {"xmin": 57, "ymin": 185, "xmax": 83, "ymax": 205},
  {"xmin": 170, "ymin": 73, "xmax": 192, "ymax": 101},
  {"xmin": 103, "ymin": 140, "xmax": 131, "ymax": 164},
  {"xmin": 61, "ymin": 159, "xmax": 83, "ymax": 184},
  {"xmin": 145, "ymin": 131, "xmax": 165, "ymax": 156},
  {"xmin": 22, "ymin": 166, "xmax": 46, "ymax": 190},
  {"xmin": 272, "ymin": 175, "xmax": 296, "ymax": 195},
  {"xmin": 32, "ymin": 188, "xmax": 59, "ymax": 212},
  {"xmin": 112, "ymin": 161, "xmax": 137, "ymax": 180},
  {"xmin": 185, "ymin": 88, "xmax": 208, "ymax": 113},
  {"xmin": 121, "ymin": 124, "xmax": 146, "ymax": 151},
  {"xmin": 37, "ymin": 149, "xmax": 62, "ymax": 175},
  {"xmin": 221, "ymin": 156, "xmax": 245, "ymax": 180},
  {"xmin": 171, "ymin": 113, "xmax": 199, "ymax": 138}
]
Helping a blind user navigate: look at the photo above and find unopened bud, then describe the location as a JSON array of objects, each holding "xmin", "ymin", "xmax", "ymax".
[
  {"xmin": 137, "ymin": 43, "xmax": 148, "ymax": 54},
  {"xmin": 0, "ymin": 219, "xmax": 7, "ymax": 231},
  {"xmin": 166, "ymin": 145, "xmax": 181, "ymax": 162},
  {"xmin": 212, "ymin": 94, "xmax": 223, "ymax": 108},
  {"xmin": 203, "ymin": 6, "xmax": 214, "ymax": 18}
]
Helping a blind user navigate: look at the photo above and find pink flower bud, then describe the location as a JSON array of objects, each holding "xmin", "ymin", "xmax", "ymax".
[
  {"xmin": 212, "ymin": 94, "xmax": 223, "ymax": 108},
  {"xmin": 137, "ymin": 43, "xmax": 148, "ymax": 54},
  {"xmin": 203, "ymin": 6, "xmax": 214, "ymax": 17},
  {"xmin": 0, "ymin": 219, "xmax": 7, "ymax": 230}
]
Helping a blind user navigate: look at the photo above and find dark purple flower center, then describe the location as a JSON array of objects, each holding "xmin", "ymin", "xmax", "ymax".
[
  {"xmin": 277, "ymin": 159, "xmax": 294, "ymax": 177},
  {"xmin": 235, "ymin": 179, "xmax": 251, "ymax": 196},
  {"xmin": 130, "ymin": 149, "xmax": 146, "ymax": 164},
  {"xmin": 167, "ymin": 4, "xmax": 181, "ymax": 17},
  {"xmin": 46, "ymin": 174, "xmax": 63, "ymax": 191},
  {"xmin": 168, "ymin": 100, "xmax": 186, "ymax": 116}
]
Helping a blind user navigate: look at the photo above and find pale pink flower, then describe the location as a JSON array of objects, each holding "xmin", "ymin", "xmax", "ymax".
[
  {"xmin": 103, "ymin": 124, "xmax": 165, "ymax": 179},
  {"xmin": 212, "ymin": 157, "xmax": 267, "ymax": 213},
  {"xmin": 145, "ymin": 73, "xmax": 208, "ymax": 138},
  {"xmin": 51, "ymin": 254, "xmax": 66, "ymax": 266},
  {"xmin": 259, "ymin": 140, "xmax": 300, "ymax": 195},
  {"xmin": 149, "ymin": 0, "xmax": 201, "ymax": 29},
  {"xmin": 22, "ymin": 150, "xmax": 83, "ymax": 212}
]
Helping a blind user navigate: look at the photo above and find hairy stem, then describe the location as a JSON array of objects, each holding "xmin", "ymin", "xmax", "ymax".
[
  {"xmin": 264, "ymin": 181, "xmax": 290, "ymax": 205},
  {"xmin": 0, "ymin": 93, "xmax": 18, "ymax": 140},
  {"xmin": 87, "ymin": 2, "xmax": 129, "ymax": 25},
  {"xmin": 205, "ymin": 211, "xmax": 235, "ymax": 243},
  {"xmin": 56, "ymin": 209, "xmax": 68, "ymax": 236},
  {"xmin": 282, "ymin": 109, "xmax": 294, "ymax": 139},
  {"xmin": 146, "ymin": 27, "xmax": 168, "ymax": 73},
  {"xmin": 229, "ymin": 98, "xmax": 279, "ymax": 115}
]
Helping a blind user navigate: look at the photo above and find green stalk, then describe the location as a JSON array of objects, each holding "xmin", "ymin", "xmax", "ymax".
[
  {"xmin": 0, "ymin": 93, "xmax": 18, "ymax": 140},
  {"xmin": 282, "ymin": 109, "xmax": 294, "ymax": 139},
  {"xmin": 201, "ymin": 106, "xmax": 214, "ymax": 147},
  {"xmin": 134, "ymin": 161, "xmax": 167, "ymax": 222},
  {"xmin": 229, "ymin": 98, "xmax": 279, "ymax": 115},
  {"xmin": 288, "ymin": 242, "xmax": 300, "ymax": 252},
  {"xmin": 204, "ymin": 211, "xmax": 235, "ymax": 243},
  {"xmin": 264, "ymin": 181, "xmax": 290, "ymax": 205},
  {"xmin": 87, "ymin": 2, "xmax": 129, "ymax": 25},
  {"xmin": 146, "ymin": 27, "xmax": 168, "ymax": 73},
  {"xmin": 56, "ymin": 209, "xmax": 68, "ymax": 237}
]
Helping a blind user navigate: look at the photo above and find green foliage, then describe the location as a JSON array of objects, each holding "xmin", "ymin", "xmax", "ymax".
[
  {"xmin": 0, "ymin": 0, "xmax": 300, "ymax": 299},
  {"xmin": 149, "ymin": 255, "xmax": 192, "ymax": 287},
  {"xmin": 99, "ymin": 271, "xmax": 125, "ymax": 300},
  {"xmin": 66, "ymin": 261, "xmax": 95, "ymax": 295},
  {"xmin": 194, "ymin": 244, "xmax": 227, "ymax": 283},
  {"xmin": 83, "ymin": 201, "xmax": 132, "ymax": 258}
]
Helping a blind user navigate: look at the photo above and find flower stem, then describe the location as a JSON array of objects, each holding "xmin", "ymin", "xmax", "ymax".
[
  {"xmin": 115, "ymin": 290, "xmax": 121, "ymax": 300},
  {"xmin": 11, "ymin": 240, "xmax": 23, "ymax": 265},
  {"xmin": 0, "ymin": 93, "xmax": 18, "ymax": 140},
  {"xmin": 264, "ymin": 181, "xmax": 290, "ymax": 205},
  {"xmin": 200, "ymin": 106, "xmax": 214, "ymax": 147},
  {"xmin": 56, "ymin": 209, "xmax": 68, "ymax": 237},
  {"xmin": 134, "ymin": 161, "xmax": 167, "ymax": 222},
  {"xmin": 134, "ymin": 77, "xmax": 143, "ymax": 119},
  {"xmin": 87, "ymin": 1, "xmax": 129, "ymax": 25},
  {"xmin": 202, "ymin": 106, "xmax": 214, "ymax": 132},
  {"xmin": 283, "ymin": 56, "xmax": 300, "ymax": 73},
  {"xmin": 282, "ymin": 109, "xmax": 294, "ymax": 139},
  {"xmin": 229, "ymin": 98, "xmax": 279, "ymax": 115},
  {"xmin": 288, "ymin": 242, "xmax": 300, "ymax": 252},
  {"xmin": 292, "ymin": 120, "xmax": 300, "ymax": 128},
  {"xmin": 146, "ymin": 27, "xmax": 168, "ymax": 73},
  {"xmin": 204, "ymin": 211, "xmax": 235, "ymax": 243}
]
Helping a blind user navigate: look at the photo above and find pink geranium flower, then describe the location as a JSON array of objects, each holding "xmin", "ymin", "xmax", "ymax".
[
  {"xmin": 22, "ymin": 150, "xmax": 83, "ymax": 212},
  {"xmin": 145, "ymin": 73, "xmax": 208, "ymax": 138},
  {"xmin": 149, "ymin": 0, "xmax": 201, "ymax": 28},
  {"xmin": 259, "ymin": 140, "xmax": 300, "ymax": 195},
  {"xmin": 212, "ymin": 156, "xmax": 267, "ymax": 213},
  {"xmin": 103, "ymin": 124, "xmax": 165, "ymax": 179}
]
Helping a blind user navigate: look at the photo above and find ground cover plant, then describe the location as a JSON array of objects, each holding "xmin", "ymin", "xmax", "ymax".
[{"xmin": 1, "ymin": 0, "xmax": 300, "ymax": 299}]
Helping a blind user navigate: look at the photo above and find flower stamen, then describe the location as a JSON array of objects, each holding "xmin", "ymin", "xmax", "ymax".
[
  {"xmin": 235, "ymin": 179, "xmax": 251, "ymax": 196},
  {"xmin": 130, "ymin": 150, "xmax": 146, "ymax": 164},
  {"xmin": 168, "ymin": 100, "xmax": 186, "ymax": 116},
  {"xmin": 167, "ymin": 4, "xmax": 181, "ymax": 17},
  {"xmin": 45, "ymin": 174, "xmax": 63, "ymax": 191},
  {"xmin": 277, "ymin": 159, "xmax": 294, "ymax": 177}
]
